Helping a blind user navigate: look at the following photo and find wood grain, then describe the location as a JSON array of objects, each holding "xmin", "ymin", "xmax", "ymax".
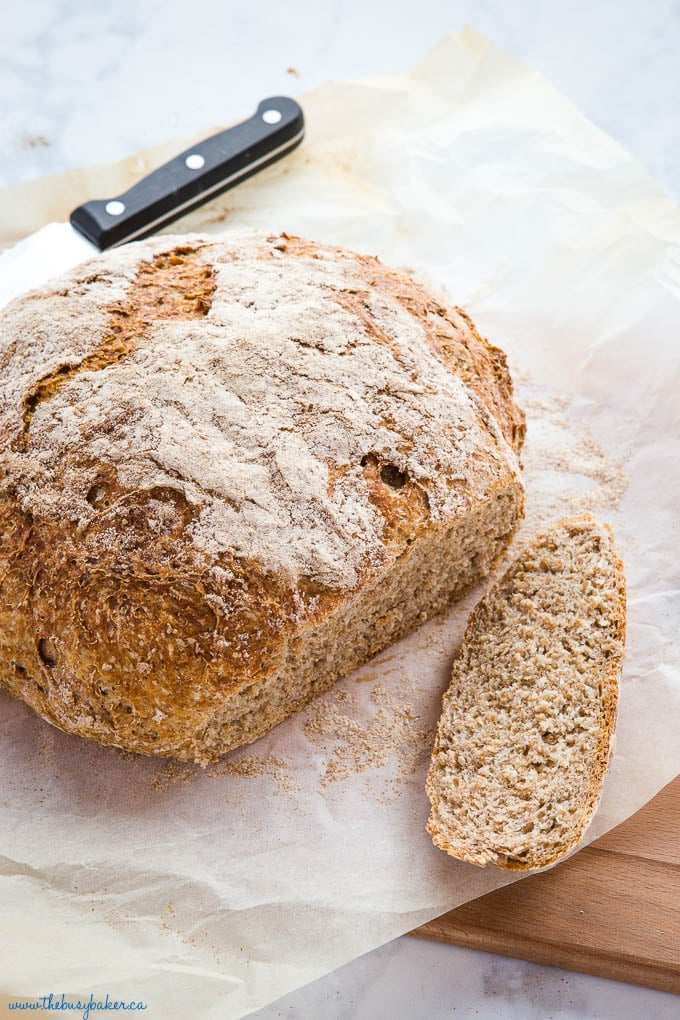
[{"xmin": 413, "ymin": 776, "xmax": 680, "ymax": 994}]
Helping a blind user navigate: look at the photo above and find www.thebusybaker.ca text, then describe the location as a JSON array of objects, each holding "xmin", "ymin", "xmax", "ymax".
[{"xmin": 8, "ymin": 992, "xmax": 148, "ymax": 1020}]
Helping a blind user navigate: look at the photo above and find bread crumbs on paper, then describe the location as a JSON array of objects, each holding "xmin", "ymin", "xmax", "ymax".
[
  {"xmin": 214, "ymin": 753, "xmax": 300, "ymax": 798},
  {"xmin": 304, "ymin": 679, "xmax": 434, "ymax": 789},
  {"xmin": 518, "ymin": 385, "xmax": 629, "ymax": 532}
]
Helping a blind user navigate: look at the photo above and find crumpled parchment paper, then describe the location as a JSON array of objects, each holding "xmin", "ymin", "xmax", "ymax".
[{"xmin": 1, "ymin": 28, "xmax": 679, "ymax": 1020}]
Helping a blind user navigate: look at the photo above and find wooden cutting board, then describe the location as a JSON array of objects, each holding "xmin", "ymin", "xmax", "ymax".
[{"xmin": 413, "ymin": 776, "xmax": 680, "ymax": 994}]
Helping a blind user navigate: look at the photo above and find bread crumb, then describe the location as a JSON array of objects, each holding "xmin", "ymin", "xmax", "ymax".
[
  {"xmin": 212, "ymin": 753, "xmax": 300, "ymax": 798},
  {"xmin": 519, "ymin": 386, "xmax": 628, "ymax": 531},
  {"xmin": 304, "ymin": 678, "xmax": 434, "ymax": 788}
]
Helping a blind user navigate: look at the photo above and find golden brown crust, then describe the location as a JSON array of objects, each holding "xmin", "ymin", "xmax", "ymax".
[
  {"xmin": 17, "ymin": 247, "xmax": 216, "ymax": 450},
  {"xmin": 277, "ymin": 233, "xmax": 526, "ymax": 455},
  {"xmin": 0, "ymin": 232, "xmax": 525, "ymax": 761}
]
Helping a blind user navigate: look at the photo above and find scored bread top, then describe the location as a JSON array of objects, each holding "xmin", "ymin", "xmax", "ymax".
[
  {"xmin": 1, "ymin": 232, "xmax": 523, "ymax": 593},
  {"xmin": 426, "ymin": 514, "xmax": 626, "ymax": 871}
]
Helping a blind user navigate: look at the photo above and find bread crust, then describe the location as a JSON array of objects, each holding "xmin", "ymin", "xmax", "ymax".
[
  {"xmin": 0, "ymin": 232, "xmax": 525, "ymax": 762},
  {"xmin": 426, "ymin": 514, "xmax": 626, "ymax": 871}
]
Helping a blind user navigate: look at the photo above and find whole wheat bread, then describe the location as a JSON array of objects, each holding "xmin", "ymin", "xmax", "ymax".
[
  {"xmin": 426, "ymin": 514, "xmax": 626, "ymax": 870},
  {"xmin": 0, "ymin": 231, "xmax": 525, "ymax": 763}
]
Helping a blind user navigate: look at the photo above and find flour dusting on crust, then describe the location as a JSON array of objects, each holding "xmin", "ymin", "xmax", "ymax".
[{"xmin": 0, "ymin": 232, "xmax": 521, "ymax": 590}]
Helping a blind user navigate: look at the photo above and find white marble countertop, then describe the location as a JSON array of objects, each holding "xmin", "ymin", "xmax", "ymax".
[
  {"xmin": 249, "ymin": 936, "xmax": 680, "ymax": 1020},
  {"xmin": 3, "ymin": 0, "xmax": 680, "ymax": 201},
  {"xmin": 2, "ymin": 2, "xmax": 679, "ymax": 1018}
]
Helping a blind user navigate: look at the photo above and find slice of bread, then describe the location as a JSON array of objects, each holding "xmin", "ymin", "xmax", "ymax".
[{"xmin": 426, "ymin": 514, "xmax": 626, "ymax": 871}]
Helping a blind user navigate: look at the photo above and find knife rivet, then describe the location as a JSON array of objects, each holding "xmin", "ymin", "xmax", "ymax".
[
  {"xmin": 262, "ymin": 109, "xmax": 282, "ymax": 125},
  {"xmin": 105, "ymin": 200, "xmax": 126, "ymax": 216},
  {"xmin": 185, "ymin": 153, "xmax": 205, "ymax": 170}
]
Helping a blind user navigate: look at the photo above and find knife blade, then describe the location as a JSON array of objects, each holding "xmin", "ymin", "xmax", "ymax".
[{"xmin": 0, "ymin": 96, "xmax": 304, "ymax": 311}]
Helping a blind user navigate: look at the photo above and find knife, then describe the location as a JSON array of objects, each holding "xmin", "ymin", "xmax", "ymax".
[{"xmin": 0, "ymin": 96, "xmax": 304, "ymax": 311}]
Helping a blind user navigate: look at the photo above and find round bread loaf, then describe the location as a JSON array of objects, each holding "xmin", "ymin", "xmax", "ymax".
[{"xmin": 0, "ymin": 232, "xmax": 525, "ymax": 763}]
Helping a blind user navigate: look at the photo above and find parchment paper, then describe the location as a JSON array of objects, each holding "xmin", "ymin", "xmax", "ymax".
[{"xmin": 2, "ymin": 29, "xmax": 680, "ymax": 1020}]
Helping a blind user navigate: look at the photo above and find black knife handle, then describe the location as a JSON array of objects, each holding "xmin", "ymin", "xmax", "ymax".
[{"xmin": 70, "ymin": 97, "xmax": 304, "ymax": 250}]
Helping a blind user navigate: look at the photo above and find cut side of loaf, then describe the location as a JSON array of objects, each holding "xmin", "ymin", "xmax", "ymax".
[
  {"xmin": 0, "ymin": 232, "xmax": 525, "ymax": 763},
  {"xmin": 426, "ymin": 514, "xmax": 626, "ymax": 871}
]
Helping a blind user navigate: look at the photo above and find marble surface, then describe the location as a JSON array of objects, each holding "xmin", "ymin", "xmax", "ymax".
[
  {"xmin": 2, "ymin": 0, "xmax": 680, "ymax": 201},
  {"xmin": 250, "ymin": 936, "xmax": 680, "ymax": 1020},
  {"xmin": 2, "ymin": 2, "xmax": 679, "ymax": 1018}
]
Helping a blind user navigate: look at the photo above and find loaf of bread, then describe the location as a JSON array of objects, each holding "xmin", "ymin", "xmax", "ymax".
[
  {"xmin": 426, "ymin": 514, "xmax": 626, "ymax": 870},
  {"xmin": 0, "ymin": 232, "xmax": 525, "ymax": 763}
]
